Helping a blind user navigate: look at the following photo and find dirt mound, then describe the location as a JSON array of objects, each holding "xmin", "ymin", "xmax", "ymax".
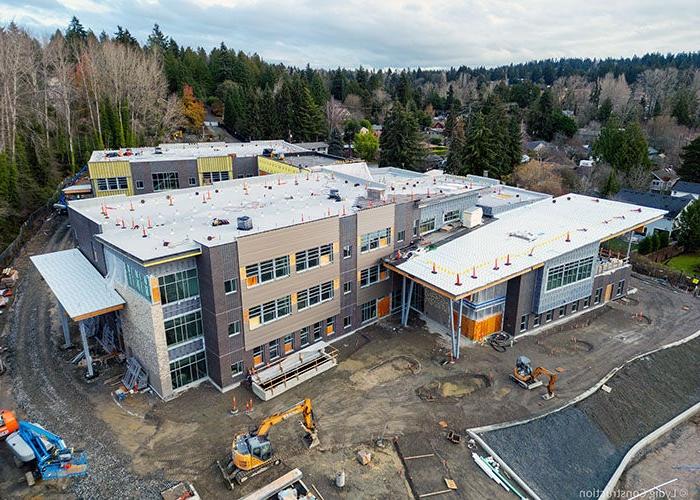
[{"xmin": 417, "ymin": 373, "xmax": 491, "ymax": 400}]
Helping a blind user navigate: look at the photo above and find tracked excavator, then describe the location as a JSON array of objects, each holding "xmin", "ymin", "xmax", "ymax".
[
  {"xmin": 217, "ymin": 398, "xmax": 319, "ymax": 490},
  {"xmin": 511, "ymin": 356, "xmax": 558, "ymax": 400}
]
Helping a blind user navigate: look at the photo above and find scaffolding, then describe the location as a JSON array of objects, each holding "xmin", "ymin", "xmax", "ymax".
[{"xmin": 251, "ymin": 342, "xmax": 339, "ymax": 401}]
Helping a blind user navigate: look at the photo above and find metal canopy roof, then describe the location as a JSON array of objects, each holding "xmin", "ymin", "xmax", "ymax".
[
  {"xmin": 387, "ymin": 194, "xmax": 667, "ymax": 300},
  {"xmin": 30, "ymin": 249, "xmax": 125, "ymax": 321}
]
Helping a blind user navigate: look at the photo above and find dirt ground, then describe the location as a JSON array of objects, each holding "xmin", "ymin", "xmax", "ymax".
[
  {"xmin": 0, "ymin": 214, "xmax": 699, "ymax": 499},
  {"xmin": 616, "ymin": 414, "xmax": 700, "ymax": 500}
]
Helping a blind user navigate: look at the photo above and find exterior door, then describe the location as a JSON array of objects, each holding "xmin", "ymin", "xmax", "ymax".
[{"xmin": 604, "ymin": 283, "xmax": 614, "ymax": 302}]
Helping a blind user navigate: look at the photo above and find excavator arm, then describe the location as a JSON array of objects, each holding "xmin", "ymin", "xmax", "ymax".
[
  {"xmin": 255, "ymin": 399, "xmax": 316, "ymax": 437},
  {"xmin": 532, "ymin": 367, "xmax": 558, "ymax": 397}
]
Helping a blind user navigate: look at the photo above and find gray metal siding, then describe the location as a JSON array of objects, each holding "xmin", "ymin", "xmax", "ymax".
[
  {"xmin": 418, "ymin": 192, "xmax": 480, "ymax": 230},
  {"xmin": 534, "ymin": 243, "xmax": 600, "ymax": 314},
  {"xmin": 130, "ymin": 159, "xmax": 198, "ymax": 194},
  {"xmin": 68, "ymin": 206, "xmax": 107, "ymax": 275}
]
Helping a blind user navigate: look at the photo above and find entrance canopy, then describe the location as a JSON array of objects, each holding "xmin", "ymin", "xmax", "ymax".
[{"xmin": 31, "ymin": 249, "xmax": 125, "ymax": 321}]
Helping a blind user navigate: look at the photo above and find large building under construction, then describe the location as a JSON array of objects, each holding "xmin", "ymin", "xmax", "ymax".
[{"xmin": 41, "ymin": 161, "xmax": 665, "ymax": 400}]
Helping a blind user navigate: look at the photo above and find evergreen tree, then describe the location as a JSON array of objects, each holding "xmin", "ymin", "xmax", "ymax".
[
  {"xmin": 114, "ymin": 26, "xmax": 139, "ymax": 47},
  {"xmin": 598, "ymin": 98, "xmax": 613, "ymax": 123},
  {"xmin": 678, "ymin": 136, "xmax": 700, "ymax": 182},
  {"xmin": 527, "ymin": 89, "xmax": 555, "ymax": 140},
  {"xmin": 594, "ymin": 116, "xmax": 649, "ymax": 174},
  {"xmin": 147, "ymin": 24, "xmax": 168, "ymax": 51},
  {"xmin": 330, "ymin": 69, "xmax": 346, "ymax": 101},
  {"xmin": 676, "ymin": 200, "xmax": 700, "ymax": 251},
  {"xmin": 379, "ymin": 102, "xmax": 424, "ymax": 170},
  {"xmin": 328, "ymin": 127, "xmax": 344, "ymax": 157},
  {"xmin": 445, "ymin": 118, "xmax": 466, "ymax": 174},
  {"xmin": 65, "ymin": 16, "xmax": 87, "ymax": 45},
  {"xmin": 444, "ymin": 85, "xmax": 456, "ymax": 137},
  {"xmin": 602, "ymin": 169, "xmax": 621, "ymax": 196},
  {"xmin": 463, "ymin": 112, "xmax": 495, "ymax": 177}
]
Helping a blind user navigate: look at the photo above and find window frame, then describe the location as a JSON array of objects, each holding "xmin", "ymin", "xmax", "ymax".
[
  {"xmin": 248, "ymin": 295, "xmax": 292, "ymax": 328},
  {"xmin": 397, "ymin": 230, "xmax": 406, "ymax": 242},
  {"xmin": 343, "ymin": 245, "xmax": 352, "ymax": 259},
  {"xmin": 361, "ymin": 299, "xmax": 378, "ymax": 323},
  {"xmin": 135, "ymin": 179, "xmax": 145, "ymax": 190},
  {"xmin": 360, "ymin": 228, "xmax": 391, "ymax": 253},
  {"xmin": 296, "ymin": 243, "xmax": 334, "ymax": 272},
  {"xmin": 245, "ymin": 255, "xmax": 290, "ymax": 287},
  {"xmin": 519, "ymin": 314, "xmax": 529, "ymax": 332},
  {"xmin": 443, "ymin": 209, "xmax": 461, "ymax": 224},
  {"xmin": 224, "ymin": 278, "xmax": 238, "ymax": 295},
  {"xmin": 228, "ymin": 320, "xmax": 240, "ymax": 337},
  {"xmin": 297, "ymin": 281, "xmax": 335, "ymax": 311},
  {"xmin": 152, "ymin": 172, "xmax": 180, "ymax": 192},
  {"xmin": 231, "ymin": 360, "xmax": 244, "ymax": 377},
  {"xmin": 343, "ymin": 281, "xmax": 352, "ymax": 295},
  {"xmin": 158, "ymin": 268, "xmax": 199, "ymax": 305},
  {"xmin": 343, "ymin": 315, "xmax": 352, "ymax": 329},
  {"xmin": 164, "ymin": 310, "xmax": 203, "ymax": 347}
]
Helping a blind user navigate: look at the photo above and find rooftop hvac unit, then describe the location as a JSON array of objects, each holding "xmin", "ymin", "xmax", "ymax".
[
  {"xmin": 237, "ymin": 216, "xmax": 253, "ymax": 231},
  {"xmin": 508, "ymin": 230, "xmax": 537, "ymax": 242},
  {"xmin": 462, "ymin": 207, "xmax": 483, "ymax": 229},
  {"xmin": 328, "ymin": 188, "xmax": 341, "ymax": 202}
]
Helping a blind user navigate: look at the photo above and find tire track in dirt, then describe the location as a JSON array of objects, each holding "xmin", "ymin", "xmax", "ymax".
[{"xmin": 8, "ymin": 216, "xmax": 169, "ymax": 499}]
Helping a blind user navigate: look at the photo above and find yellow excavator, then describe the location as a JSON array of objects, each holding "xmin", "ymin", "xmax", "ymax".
[
  {"xmin": 218, "ymin": 398, "xmax": 319, "ymax": 489},
  {"xmin": 511, "ymin": 356, "xmax": 558, "ymax": 400}
]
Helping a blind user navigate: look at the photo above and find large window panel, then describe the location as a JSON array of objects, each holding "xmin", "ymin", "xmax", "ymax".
[
  {"xmin": 164, "ymin": 310, "xmax": 203, "ymax": 346},
  {"xmin": 545, "ymin": 256, "xmax": 595, "ymax": 292},
  {"xmin": 158, "ymin": 268, "xmax": 199, "ymax": 304}
]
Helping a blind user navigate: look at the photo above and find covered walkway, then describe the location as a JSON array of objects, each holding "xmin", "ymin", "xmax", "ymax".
[{"xmin": 31, "ymin": 249, "xmax": 125, "ymax": 377}]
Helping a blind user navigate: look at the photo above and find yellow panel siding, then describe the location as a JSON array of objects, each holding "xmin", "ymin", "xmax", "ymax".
[
  {"xmin": 257, "ymin": 156, "xmax": 307, "ymax": 175},
  {"xmin": 88, "ymin": 160, "xmax": 134, "ymax": 197},
  {"xmin": 196, "ymin": 155, "xmax": 233, "ymax": 185}
]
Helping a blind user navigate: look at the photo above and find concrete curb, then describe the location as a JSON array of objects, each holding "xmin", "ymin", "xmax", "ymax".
[
  {"xmin": 599, "ymin": 401, "xmax": 700, "ymax": 499},
  {"xmin": 467, "ymin": 328, "xmax": 700, "ymax": 500},
  {"xmin": 470, "ymin": 328, "xmax": 700, "ymax": 433}
]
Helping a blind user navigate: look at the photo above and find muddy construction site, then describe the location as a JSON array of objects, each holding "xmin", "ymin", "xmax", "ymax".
[{"xmin": 0, "ymin": 215, "xmax": 698, "ymax": 499}]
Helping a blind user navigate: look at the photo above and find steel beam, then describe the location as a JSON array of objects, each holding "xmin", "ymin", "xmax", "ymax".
[
  {"xmin": 625, "ymin": 230, "xmax": 633, "ymax": 262},
  {"xmin": 79, "ymin": 321, "xmax": 94, "ymax": 378},
  {"xmin": 58, "ymin": 303, "xmax": 72, "ymax": 348},
  {"xmin": 456, "ymin": 299, "xmax": 464, "ymax": 359},
  {"xmin": 403, "ymin": 280, "xmax": 415, "ymax": 326}
]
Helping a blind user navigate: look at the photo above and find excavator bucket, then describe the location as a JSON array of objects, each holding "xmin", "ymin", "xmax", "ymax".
[{"xmin": 303, "ymin": 429, "xmax": 320, "ymax": 449}]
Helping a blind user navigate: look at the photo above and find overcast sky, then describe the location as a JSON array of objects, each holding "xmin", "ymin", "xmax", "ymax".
[{"xmin": 2, "ymin": 0, "xmax": 699, "ymax": 69}]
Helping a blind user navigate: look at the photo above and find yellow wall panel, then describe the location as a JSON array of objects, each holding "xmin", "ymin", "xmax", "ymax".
[{"xmin": 197, "ymin": 155, "xmax": 233, "ymax": 185}]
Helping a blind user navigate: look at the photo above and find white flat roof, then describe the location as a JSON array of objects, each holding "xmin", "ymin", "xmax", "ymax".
[
  {"xmin": 30, "ymin": 249, "xmax": 125, "ymax": 321},
  {"xmin": 390, "ymin": 194, "xmax": 666, "ymax": 299},
  {"xmin": 69, "ymin": 172, "xmax": 374, "ymax": 263},
  {"xmin": 89, "ymin": 140, "xmax": 308, "ymax": 163},
  {"xmin": 368, "ymin": 167, "xmax": 487, "ymax": 198}
]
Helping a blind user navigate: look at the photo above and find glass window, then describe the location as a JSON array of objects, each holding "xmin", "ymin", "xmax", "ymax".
[
  {"xmin": 96, "ymin": 176, "xmax": 128, "ymax": 191},
  {"xmin": 297, "ymin": 281, "xmax": 334, "ymax": 311},
  {"xmin": 558, "ymin": 305, "xmax": 566, "ymax": 317},
  {"xmin": 296, "ymin": 243, "xmax": 333, "ymax": 271},
  {"xmin": 269, "ymin": 340, "xmax": 279, "ymax": 360},
  {"xmin": 343, "ymin": 282, "xmax": 352, "ymax": 294},
  {"xmin": 594, "ymin": 287, "xmax": 603, "ymax": 305},
  {"xmin": 344, "ymin": 315, "xmax": 352, "ymax": 329},
  {"xmin": 360, "ymin": 228, "xmax": 391, "ymax": 253},
  {"xmin": 228, "ymin": 320, "xmax": 240, "ymax": 337},
  {"xmin": 546, "ymin": 256, "xmax": 595, "ymax": 291},
  {"xmin": 189, "ymin": 177, "xmax": 197, "ymax": 186},
  {"xmin": 361, "ymin": 300, "xmax": 377, "ymax": 323},
  {"xmin": 158, "ymin": 268, "xmax": 199, "ymax": 304},
  {"xmin": 443, "ymin": 209, "xmax": 461, "ymax": 224},
  {"xmin": 225, "ymin": 278, "xmax": 237, "ymax": 294},
  {"xmin": 164, "ymin": 311, "xmax": 203, "ymax": 346},
  {"xmin": 231, "ymin": 361, "xmax": 244, "ymax": 377},
  {"xmin": 326, "ymin": 317, "xmax": 335, "ymax": 335},
  {"xmin": 253, "ymin": 345, "xmax": 264, "ymax": 366},
  {"xmin": 583, "ymin": 297, "xmax": 590, "ymax": 308},
  {"xmin": 203, "ymin": 171, "xmax": 230, "ymax": 184},
  {"xmin": 248, "ymin": 295, "xmax": 291, "ymax": 328},
  {"xmin": 413, "ymin": 219, "xmax": 419, "ymax": 236},
  {"xmin": 520, "ymin": 314, "xmax": 528, "ymax": 332},
  {"xmin": 135, "ymin": 180, "xmax": 145, "ymax": 190},
  {"xmin": 313, "ymin": 322, "xmax": 322, "ymax": 340},
  {"xmin": 533, "ymin": 315, "xmax": 540, "ymax": 328},
  {"xmin": 545, "ymin": 310, "xmax": 553, "ymax": 322},
  {"xmin": 571, "ymin": 301, "xmax": 579, "ymax": 313},
  {"xmin": 343, "ymin": 245, "xmax": 352, "ymax": 259},
  {"xmin": 397, "ymin": 230, "xmax": 405, "ymax": 242},
  {"xmin": 170, "ymin": 351, "xmax": 206, "ymax": 389},
  {"xmin": 152, "ymin": 172, "xmax": 179, "ymax": 191},
  {"xmin": 360, "ymin": 264, "xmax": 385, "ymax": 288},
  {"xmin": 419, "ymin": 218, "xmax": 436, "ymax": 234},
  {"xmin": 616, "ymin": 280, "xmax": 625, "ymax": 296},
  {"xmin": 125, "ymin": 261, "xmax": 151, "ymax": 300},
  {"xmin": 300, "ymin": 326, "xmax": 310, "ymax": 347},
  {"xmin": 246, "ymin": 256, "xmax": 289, "ymax": 287}
]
